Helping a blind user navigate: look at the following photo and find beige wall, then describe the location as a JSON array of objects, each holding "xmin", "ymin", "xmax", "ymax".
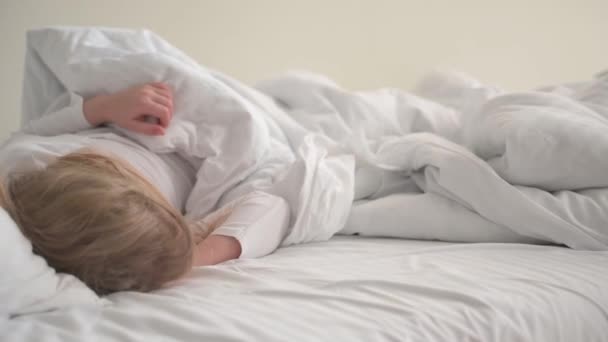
[{"xmin": 1, "ymin": 0, "xmax": 607, "ymax": 141}]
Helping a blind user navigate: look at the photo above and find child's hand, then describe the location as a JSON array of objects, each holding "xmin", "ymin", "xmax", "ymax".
[{"xmin": 83, "ymin": 82, "xmax": 174, "ymax": 135}]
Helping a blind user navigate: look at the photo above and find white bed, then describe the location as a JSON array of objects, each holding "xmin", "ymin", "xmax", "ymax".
[
  {"xmin": 3, "ymin": 27, "xmax": 608, "ymax": 341},
  {"xmin": 3, "ymin": 236, "xmax": 607, "ymax": 341}
]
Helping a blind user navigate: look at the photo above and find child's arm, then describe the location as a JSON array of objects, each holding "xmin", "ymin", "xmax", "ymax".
[
  {"xmin": 22, "ymin": 83, "xmax": 173, "ymax": 136},
  {"xmin": 193, "ymin": 235, "xmax": 241, "ymax": 266},
  {"xmin": 191, "ymin": 191, "xmax": 290, "ymax": 267}
]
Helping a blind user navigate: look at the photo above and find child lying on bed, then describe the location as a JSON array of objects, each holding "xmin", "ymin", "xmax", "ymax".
[{"xmin": 0, "ymin": 83, "xmax": 289, "ymax": 295}]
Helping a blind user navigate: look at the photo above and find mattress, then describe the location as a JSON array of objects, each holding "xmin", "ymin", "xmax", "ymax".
[{"xmin": 3, "ymin": 236, "xmax": 608, "ymax": 341}]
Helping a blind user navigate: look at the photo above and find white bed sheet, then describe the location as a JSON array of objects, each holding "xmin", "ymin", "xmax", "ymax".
[{"xmin": 2, "ymin": 237, "xmax": 607, "ymax": 341}]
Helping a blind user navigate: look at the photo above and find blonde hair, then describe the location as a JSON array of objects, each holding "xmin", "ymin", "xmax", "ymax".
[
  {"xmin": 0, "ymin": 180, "xmax": 11, "ymax": 211},
  {"xmin": 5, "ymin": 151, "xmax": 194, "ymax": 294}
]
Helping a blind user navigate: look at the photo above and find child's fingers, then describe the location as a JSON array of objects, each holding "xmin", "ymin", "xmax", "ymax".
[
  {"xmin": 126, "ymin": 120, "xmax": 165, "ymax": 136},
  {"xmin": 151, "ymin": 94, "xmax": 173, "ymax": 118},
  {"xmin": 153, "ymin": 90, "xmax": 172, "ymax": 105},
  {"xmin": 150, "ymin": 84, "xmax": 173, "ymax": 104},
  {"xmin": 141, "ymin": 101, "xmax": 171, "ymax": 127},
  {"xmin": 149, "ymin": 82, "xmax": 171, "ymax": 92}
]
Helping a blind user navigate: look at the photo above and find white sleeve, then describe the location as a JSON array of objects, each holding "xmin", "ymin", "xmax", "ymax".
[
  {"xmin": 211, "ymin": 191, "xmax": 290, "ymax": 259},
  {"xmin": 21, "ymin": 92, "xmax": 94, "ymax": 136}
]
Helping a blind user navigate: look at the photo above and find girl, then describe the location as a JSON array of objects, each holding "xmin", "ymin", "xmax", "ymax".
[{"xmin": 1, "ymin": 83, "xmax": 290, "ymax": 294}]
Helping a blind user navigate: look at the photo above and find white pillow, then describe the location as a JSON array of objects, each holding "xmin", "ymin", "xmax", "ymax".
[
  {"xmin": 0, "ymin": 205, "xmax": 100, "ymax": 318},
  {"xmin": 0, "ymin": 133, "xmax": 103, "ymax": 317},
  {"xmin": 0, "ymin": 133, "xmax": 90, "ymax": 181}
]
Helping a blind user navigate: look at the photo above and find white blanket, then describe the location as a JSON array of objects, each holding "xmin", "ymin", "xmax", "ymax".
[{"xmin": 23, "ymin": 27, "xmax": 608, "ymax": 250}]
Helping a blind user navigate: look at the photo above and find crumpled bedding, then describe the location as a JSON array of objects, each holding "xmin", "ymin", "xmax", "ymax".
[{"xmin": 23, "ymin": 27, "xmax": 608, "ymax": 250}]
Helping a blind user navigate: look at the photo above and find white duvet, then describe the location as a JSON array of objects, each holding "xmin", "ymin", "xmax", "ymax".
[{"xmin": 21, "ymin": 27, "xmax": 608, "ymax": 251}]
